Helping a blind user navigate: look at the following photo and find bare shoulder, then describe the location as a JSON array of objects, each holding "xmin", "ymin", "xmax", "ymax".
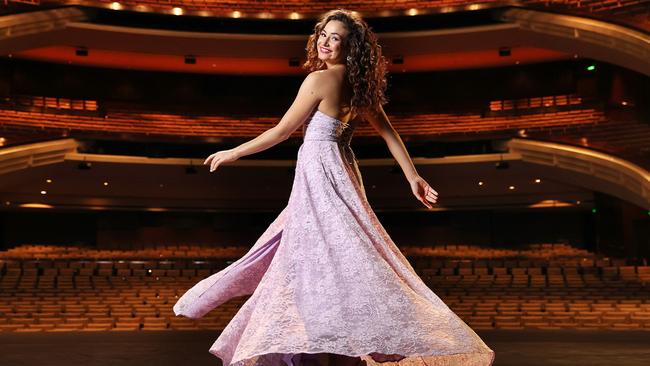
[{"xmin": 312, "ymin": 68, "xmax": 342, "ymax": 87}]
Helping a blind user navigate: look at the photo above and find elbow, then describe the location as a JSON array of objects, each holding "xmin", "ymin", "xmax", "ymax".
[
  {"xmin": 274, "ymin": 126, "xmax": 292, "ymax": 141},
  {"xmin": 379, "ymin": 126, "xmax": 397, "ymax": 141}
]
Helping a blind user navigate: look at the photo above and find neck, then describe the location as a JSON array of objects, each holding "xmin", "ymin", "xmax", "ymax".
[{"xmin": 326, "ymin": 62, "xmax": 345, "ymax": 71}]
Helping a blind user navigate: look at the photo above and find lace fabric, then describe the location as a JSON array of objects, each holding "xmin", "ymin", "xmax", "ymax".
[{"xmin": 173, "ymin": 108, "xmax": 495, "ymax": 366}]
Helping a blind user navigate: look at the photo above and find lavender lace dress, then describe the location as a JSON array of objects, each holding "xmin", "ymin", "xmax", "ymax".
[{"xmin": 173, "ymin": 108, "xmax": 495, "ymax": 366}]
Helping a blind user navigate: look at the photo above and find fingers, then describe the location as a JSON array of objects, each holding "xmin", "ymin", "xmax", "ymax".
[
  {"xmin": 210, "ymin": 158, "xmax": 220, "ymax": 172},
  {"xmin": 424, "ymin": 185, "xmax": 438, "ymax": 200},
  {"xmin": 426, "ymin": 190, "xmax": 438, "ymax": 202},
  {"xmin": 205, "ymin": 152, "xmax": 221, "ymax": 172},
  {"xmin": 421, "ymin": 184, "xmax": 438, "ymax": 208},
  {"xmin": 204, "ymin": 154, "xmax": 215, "ymax": 165}
]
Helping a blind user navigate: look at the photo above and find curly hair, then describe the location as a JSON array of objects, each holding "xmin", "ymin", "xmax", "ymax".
[{"xmin": 303, "ymin": 9, "xmax": 388, "ymax": 118}]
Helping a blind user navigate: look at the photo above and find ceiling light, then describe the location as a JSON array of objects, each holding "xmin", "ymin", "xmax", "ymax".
[
  {"xmin": 508, "ymin": 185, "xmax": 515, "ymax": 190},
  {"xmin": 109, "ymin": 2, "xmax": 122, "ymax": 10},
  {"xmin": 19, "ymin": 203, "xmax": 53, "ymax": 209},
  {"xmin": 172, "ymin": 7, "xmax": 183, "ymax": 16},
  {"xmin": 40, "ymin": 190, "xmax": 47, "ymax": 195}
]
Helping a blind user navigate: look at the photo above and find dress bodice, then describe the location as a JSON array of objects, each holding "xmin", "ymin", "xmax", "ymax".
[{"xmin": 302, "ymin": 109, "xmax": 358, "ymax": 146}]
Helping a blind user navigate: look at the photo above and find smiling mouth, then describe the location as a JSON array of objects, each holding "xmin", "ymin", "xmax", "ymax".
[{"xmin": 319, "ymin": 47, "xmax": 331, "ymax": 53}]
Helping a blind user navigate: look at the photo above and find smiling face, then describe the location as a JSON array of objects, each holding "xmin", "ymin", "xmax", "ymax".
[{"xmin": 317, "ymin": 20, "xmax": 349, "ymax": 66}]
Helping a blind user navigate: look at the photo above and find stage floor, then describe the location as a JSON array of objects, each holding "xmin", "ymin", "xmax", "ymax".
[{"xmin": 1, "ymin": 329, "xmax": 649, "ymax": 365}]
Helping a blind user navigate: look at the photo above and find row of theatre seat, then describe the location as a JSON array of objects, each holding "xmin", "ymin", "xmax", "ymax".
[
  {"xmin": 0, "ymin": 106, "xmax": 605, "ymax": 138},
  {"xmin": 0, "ymin": 242, "xmax": 612, "ymax": 260},
  {"xmin": 0, "ymin": 243, "xmax": 649, "ymax": 332}
]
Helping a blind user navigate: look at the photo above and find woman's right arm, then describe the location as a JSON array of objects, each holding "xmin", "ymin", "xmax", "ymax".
[
  {"xmin": 364, "ymin": 105, "xmax": 439, "ymax": 208},
  {"xmin": 205, "ymin": 72, "xmax": 323, "ymax": 172}
]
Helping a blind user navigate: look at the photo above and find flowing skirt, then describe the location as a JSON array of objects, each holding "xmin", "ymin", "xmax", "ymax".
[{"xmin": 173, "ymin": 140, "xmax": 495, "ymax": 366}]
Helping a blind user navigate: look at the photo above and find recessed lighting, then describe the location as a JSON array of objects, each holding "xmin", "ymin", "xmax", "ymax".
[
  {"xmin": 109, "ymin": 2, "xmax": 122, "ymax": 10},
  {"xmin": 232, "ymin": 11, "xmax": 242, "ymax": 18},
  {"xmin": 534, "ymin": 178, "xmax": 541, "ymax": 183},
  {"xmin": 172, "ymin": 7, "xmax": 183, "ymax": 16},
  {"xmin": 46, "ymin": 179, "xmax": 52, "ymax": 183},
  {"xmin": 508, "ymin": 185, "xmax": 515, "ymax": 190},
  {"xmin": 407, "ymin": 8, "xmax": 418, "ymax": 16},
  {"xmin": 478, "ymin": 181, "xmax": 484, "ymax": 186},
  {"xmin": 103, "ymin": 181, "xmax": 109, "ymax": 186},
  {"xmin": 40, "ymin": 190, "xmax": 47, "ymax": 195},
  {"xmin": 19, "ymin": 203, "xmax": 53, "ymax": 208}
]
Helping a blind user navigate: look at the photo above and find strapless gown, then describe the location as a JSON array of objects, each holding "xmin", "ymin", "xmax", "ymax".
[{"xmin": 173, "ymin": 108, "xmax": 495, "ymax": 366}]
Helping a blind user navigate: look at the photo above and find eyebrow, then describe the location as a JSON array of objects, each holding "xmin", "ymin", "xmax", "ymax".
[{"xmin": 321, "ymin": 31, "xmax": 342, "ymax": 36}]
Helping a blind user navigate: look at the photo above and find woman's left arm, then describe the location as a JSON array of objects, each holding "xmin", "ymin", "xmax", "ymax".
[{"xmin": 365, "ymin": 105, "xmax": 439, "ymax": 208}]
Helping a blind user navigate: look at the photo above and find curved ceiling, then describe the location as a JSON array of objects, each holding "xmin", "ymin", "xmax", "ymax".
[{"xmin": 2, "ymin": 5, "xmax": 648, "ymax": 75}]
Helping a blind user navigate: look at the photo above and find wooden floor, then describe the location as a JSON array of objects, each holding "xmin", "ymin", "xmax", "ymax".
[{"xmin": 1, "ymin": 330, "xmax": 649, "ymax": 366}]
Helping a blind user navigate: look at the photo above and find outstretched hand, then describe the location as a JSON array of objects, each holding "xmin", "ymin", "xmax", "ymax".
[
  {"xmin": 204, "ymin": 149, "xmax": 239, "ymax": 172},
  {"xmin": 409, "ymin": 175, "xmax": 439, "ymax": 209}
]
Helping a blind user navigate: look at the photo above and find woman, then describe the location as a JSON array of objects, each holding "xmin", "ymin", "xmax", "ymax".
[{"xmin": 174, "ymin": 9, "xmax": 495, "ymax": 366}]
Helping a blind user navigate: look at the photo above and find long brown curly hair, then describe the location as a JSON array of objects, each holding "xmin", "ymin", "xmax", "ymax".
[{"xmin": 303, "ymin": 9, "xmax": 388, "ymax": 118}]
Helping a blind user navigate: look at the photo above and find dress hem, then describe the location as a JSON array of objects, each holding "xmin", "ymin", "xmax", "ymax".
[{"xmin": 215, "ymin": 348, "xmax": 495, "ymax": 366}]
